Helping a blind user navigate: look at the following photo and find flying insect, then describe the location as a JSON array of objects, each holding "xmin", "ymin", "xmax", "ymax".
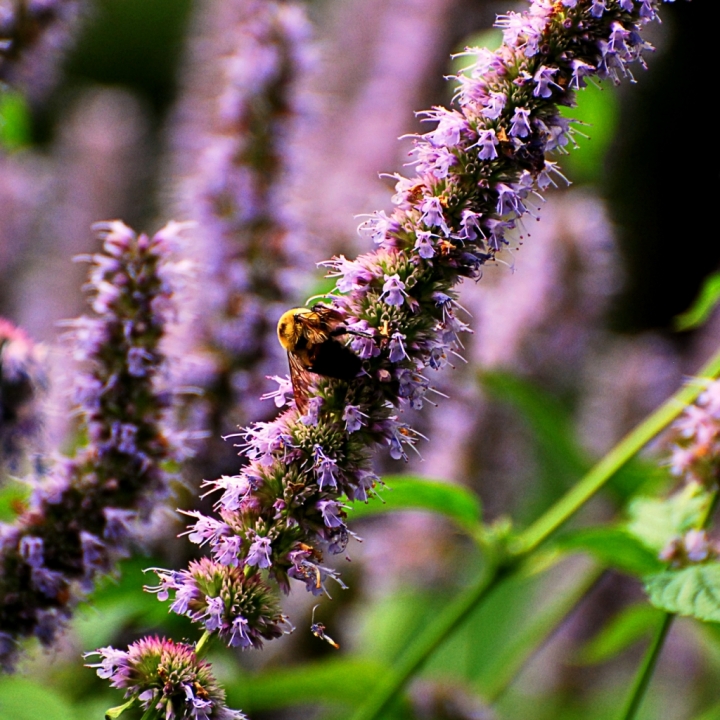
[{"xmin": 276, "ymin": 304, "xmax": 363, "ymax": 413}]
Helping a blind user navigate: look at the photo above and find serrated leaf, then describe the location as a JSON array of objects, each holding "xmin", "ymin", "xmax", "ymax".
[
  {"xmin": 645, "ymin": 564, "xmax": 720, "ymax": 622},
  {"xmin": 674, "ymin": 272, "xmax": 720, "ymax": 331},
  {"xmin": 626, "ymin": 482, "xmax": 712, "ymax": 553},
  {"xmin": 553, "ymin": 527, "xmax": 663, "ymax": 576},
  {"xmin": 347, "ymin": 475, "xmax": 481, "ymax": 532},
  {"xmin": 577, "ymin": 603, "xmax": 664, "ymax": 665}
]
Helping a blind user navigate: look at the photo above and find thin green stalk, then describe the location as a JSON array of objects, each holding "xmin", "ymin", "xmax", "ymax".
[
  {"xmin": 349, "ymin": 559, "xmax": 506, "ymax": 720},
  {"xmin": 617, "ymin": 612, "xmax": 674, "ymax": 720},
  {"xmin": 514, "ymin": 347, "xmax": 720, "ymax": 556},
  {"xmin": 195, "ymin": 630, "xmax": 212, "ymax": 658},
  {"xmin": 350, "ymin": 346, "xmax": 720, "ymax": 720},
  {"xmin": 482, "ymin": 563, "xmax": 604, "ymax": 702},
  {"xmin": 618, "ymin": 488, "xmax": 719, "ymax": 720}
]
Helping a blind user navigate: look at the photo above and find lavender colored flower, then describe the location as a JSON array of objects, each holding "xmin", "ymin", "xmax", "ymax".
[
  {"xmin": 167, "ymin": 0, "xmax": 313, "ymax": 482},
  {"xmin": 668, "ymin": 379, "xmax": 720, "ymax": 488},
  {"xmin": 0, "ymin": 0, "xmax": 86, "ymax": 101},
  {"xmin": 0, "ymin": 319, "xmax": 46, "ymax": 473},
  {"xmin": 146, "ymin": 0, "xmax": 670, "ymax": 660},
  {"xmin": 0, "ymin": 221, "xmax": 187, "ymax": 669},
  {"xmin": 148, "ymin": 558, "xmax": 289, "ymax": 649},
  {"xmin": 86, "ymin": 636, "xmax": 245, "ymax": 719}
]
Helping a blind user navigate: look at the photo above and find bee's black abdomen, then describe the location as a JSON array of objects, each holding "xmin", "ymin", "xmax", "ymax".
[{"xmin": 309, "ymin": 339, "xmax": 362, "ymax": 381}]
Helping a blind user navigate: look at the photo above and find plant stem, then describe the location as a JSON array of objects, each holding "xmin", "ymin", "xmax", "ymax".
[
  {"xmin": 349, "ymin": 559, "xmax": 507, "ymax": 720},
  {"xmin": 514, "ymin": 347, "xmax": 720, "ymax": 556},
  {"xmin": 617, "ymin": 612, "xmax": 674, "ymax": 720},
  {"xmin": 195, "ymin": 630, "xmax": 212, "ymax": 658},
  {"xmin": 350, "ymin": 346, "xmax": 720, "ymax": 720}
]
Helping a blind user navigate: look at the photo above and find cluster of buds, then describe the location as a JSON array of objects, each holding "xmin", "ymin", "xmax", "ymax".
[
  {"xmin": 0, "ymin": 221, "xmax": 188, "ymax": 669},
  {"xmin": 659, "ymin": 529, "xmax": 719, "ymax": 568},
  {"xmin": 668, "ymin": 380, "xmax": 720, "ymax": 489},
  {"xmin": 0, "ymin": 318, "xmax": 46, "ymax": 473},
  {"xmin": 87, "ymin": 636, "xmax": 245, "ymax": 720},
  {"xmin": 149, "ymin": 0, "xmax": 666, "ymax": 645}
]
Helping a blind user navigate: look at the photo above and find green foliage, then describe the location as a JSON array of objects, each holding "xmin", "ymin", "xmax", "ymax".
[
  {"xmin": 645, "ymin": 565, "xmax": 720, "ymax": 622},
  {"xmin": 553, "ymin": 527, "xmax": 663, "ymax": 576},
  {"xmin": 0, "ymin": 90, "xmax": 32, "ymax": 150},
  {"xmin": 347, "ymin": 475, "xmax": 482, "ymax": 533},
  {"xmin": 559, "ymin": 80, "xmax": 619, "ymax": 184},
  {"xmin": 223, "ymin": 658, "xmax": 387, "ymax": 713},
  {"xmin": 626, "ymin": 482, "xmax": 713, "ymax": 553},
  {"xmin": 576, "ymin": 603, "xmax": 664, "ymax": 665},
  {"xmin": 0, "ymin": 478, "xmax": 29, "ymax": 521},
  {"xmin": 674, "ymin": 272, "xmax": 720, "ymax": 331},
  {"xmin": 0, "ymin": 677, "xmax": 76, "ymax": 720}
]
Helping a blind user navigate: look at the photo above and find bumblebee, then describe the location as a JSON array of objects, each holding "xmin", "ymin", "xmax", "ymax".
[{"xmin": 276, "ymin": 305, "xmax": 363, "ymax": 413}]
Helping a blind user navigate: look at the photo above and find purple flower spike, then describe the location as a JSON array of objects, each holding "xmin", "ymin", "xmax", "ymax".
[
  {"xmin": 149, "ymin": 0, "xmax": 671, "ymax": 673},
  {"xmin": 0, "ymin": 221, "xmax": 187, "ymax": 669}
]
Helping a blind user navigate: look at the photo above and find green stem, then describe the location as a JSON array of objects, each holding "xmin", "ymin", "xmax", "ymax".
[
  {"xmin": 349, "ymin": 559, "xmax": 507, "ymax": 720},
  {"xmin": 617, "ymin": 612, "xmax": 674, "ymax": 720},
  {"xmin": 514, "ymin": 347, "xmax": 720, "ymax": 556},
  {"xmin": 482, "ymin": 563, "xmax": 603, "ymax": 703},
  {"xmin": 350, "ymin": 346, "xmax": 720, "ymax": 720},
  {"xmin": 618, "ymin": 488, "xmax": 719, "ymax": 720},
  {"xmin": 195, "ymin": 630, "xmax": 212, "ymax": 659}
]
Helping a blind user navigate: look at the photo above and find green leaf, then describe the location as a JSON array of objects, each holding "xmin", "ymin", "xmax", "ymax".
[
  {"xmin": 0, "ymin": 677, "xmax": 75, "ymax": 720},
  {"xmin": 626, "ymin": 482, "xmax": 713, "ymax": 553},
  {"xmin": 645, "ymin": 564, "xmax": 720, "ymax": 622},
  {"xmin": 0, "ymin": 478, "xmax": 28, "ymax": 522},
  {"xmin": 347, "ymin": 475, "xmax": 481, "ymax": 532},
  {"xmin": 104, "ymin": 698, "xmax": 137, "ymax": 719},
  {"xmin": 0, "ymin": 90, "xmax": 32, "ymax": 151},
  {"xmin": 674, "ymin": 272, "xmax": 720, "ymax": 331},
  {"xmin": 692, "ymin": 699, "xmax": 720, "ymax": 720},
  {"xmin": 577, "ymin": 603, "xmax": 664, "ymax": 664},
  {"xmin": 553, "ymin": 527, "xmax": 664, "ymax": 576}
]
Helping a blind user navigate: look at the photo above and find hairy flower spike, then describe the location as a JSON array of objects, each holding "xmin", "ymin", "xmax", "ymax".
[
  {"xmin": 0, "ymin": 319, "xmax": 46, "ymax": 474},
  {"xmin": 154, "ymin": 0, "xmax": 670, "ymax": 662},
  {"xmin": 0, "ymin": 0, "xmax": 86, "ymax": 100},
  {"xmin": 0, "ymin": 221, "xmax": 188, "ymax": 670}
]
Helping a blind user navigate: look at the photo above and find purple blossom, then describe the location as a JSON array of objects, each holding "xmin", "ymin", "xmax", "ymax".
[
  {"xmin": 388, "ymin": 332, "xmax": 409, "ymax": 363},
  {"xmin": 314, "ymin": 445, "xmax": 339, "ymax": 490},
  {"xmin": 420, "ymin": 196, "xmax": 449, "ymax": 233},
  {"xmin": 414, "ymin": 231, "xmax": 436, "ymax": 259},
  {"xmin": 510, "ymin": 106, "xmax": 532, "ymax": 138},
  {"xmin": 317, "ymin": 500, "xmax": 346, "ymax": 528},
  {"xmin": 476, "ymin": 129, "xmax": 499, "ymax": 160},
  {"xmin": 533, "ymin": 65, "xmax": 561, "ymax": 98},
  {"xmin": 381, "ymin": 274, "xmax": 408, "ymax": 307},
  {"xmin": 421, "ymin": 108, "xmax": 468, "ymax": 147},
  {"xmin": 343, "ymin": 405, "xmax": 367, "ymax": 433},
  {"xmin": 482, "ymin": 91, "xmax": 507, "ymax": 120},
  {"xmin": 247, "ymin": 534, "xmax": 273, "ymax": 568}
]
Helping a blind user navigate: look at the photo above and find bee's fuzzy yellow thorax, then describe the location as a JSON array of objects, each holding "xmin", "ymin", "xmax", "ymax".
[{"xmin": 277, "ymin": 308, "xmax": 306, "ymax": 351}]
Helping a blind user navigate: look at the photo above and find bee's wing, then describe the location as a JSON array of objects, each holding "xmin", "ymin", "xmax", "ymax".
[
  {"xmin": 296, "ymin": 312, "xmax": 331, "ymax": 346},
  {"xmin": 288, "ymin": 351, "xmax": 314, "ymax": 414}
]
